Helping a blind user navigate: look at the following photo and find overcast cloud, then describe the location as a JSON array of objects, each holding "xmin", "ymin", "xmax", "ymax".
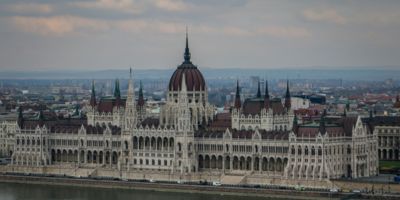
[{"xmin": 0, "ymin": 0, "xmax": 399, "ymax": 70}]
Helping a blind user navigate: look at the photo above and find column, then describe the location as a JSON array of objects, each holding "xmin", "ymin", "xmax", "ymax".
[
  {"xmin": 229, "ymin": 157, "xmax": 233, "ymax": 172},
  {"xmin": 222, "ymin": 156, "xmax": 225, "ymax": 174},
  {"xmin": 77, "ymin": 152, "xmax": 80, "ymax": 166},
  {"xmin": 84, "ymin": 151, "xmax": 87, "ymax": 164}
]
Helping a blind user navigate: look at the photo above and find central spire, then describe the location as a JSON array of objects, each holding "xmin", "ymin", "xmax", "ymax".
[{"xmin": 183, "ymin": 26, "xmax": 191, "ymax": 64}]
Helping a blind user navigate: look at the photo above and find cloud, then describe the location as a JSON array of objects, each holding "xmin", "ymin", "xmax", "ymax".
[
  {"xmin": 152, "ymin": 0, "xmax": 188, "ymax": 12},
  {"xmin": 303, "ymin": 9, "xmax": 346, "ymax": 25},
  {"xmin": 8, "ymin": 14, "xmax": 310, "ymax": 39},
  {"xmin": 11, "ymin": 16, "xmax": 109, "ymax": 36},
  {"xmin": 256, "ymin": 26, "xmax": 311, "ymax": 38},
  {"xmin": 6, "ymin": 3, "xmax": 53, "ymax": 14},
  {"xmin": 70, "ymin": 0, "xmax": 143, "ymax": 14}
]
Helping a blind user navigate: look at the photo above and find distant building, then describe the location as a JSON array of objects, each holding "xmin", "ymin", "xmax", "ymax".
[{"xmin": 364, "ymin": 116, "xmax": 400, "ymax": 161}]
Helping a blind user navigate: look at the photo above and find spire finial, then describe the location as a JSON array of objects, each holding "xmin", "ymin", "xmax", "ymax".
[
  {"xmin": 114, "ymin": 79, "xmax": 121, "ymax": 98},
  {"xmin": 256, "ymin": 80, "xmax": 261, "ymax": 98},
  {"xmin": 90, "ymin": 80, "xmax": 97, "ymax": 106},
  {"xmin": 236, "ymin": 79, "xmax": 240, "ymax": 97},
  {"xmin": 264, "ymin": 79, "xmax": 270, "ymax": 109},
  {"xmin": 286, "ymin": 79, "xmax": 290, "ymax": 97},
  {"xmin": 265, "ymin": 79, "xmax": 269, "ymax": 98},
  {"xmin": 130, "ymin": 67, "xmax": 132, "ymax": 79},
  {"xmin": 138, "ymin": 80, "xmax": 145, "ymax": 106},
  {"xmin": 285, "ymin": 79, "xmax": 291, "ymax": 109},
  {"xmin": 319, "ymin": 110, "xmax": 326, "ymax": 134},
  {"xmin": 17, "ymin": 106, "xmax": 24, "ymax": 128},
  {"xmin": 184, "ymin": 26, "xmax": 191, "ymax": 63},
  {"xmin": 234, "ymin": 79, "xmax": 241, "ymax": 109}
]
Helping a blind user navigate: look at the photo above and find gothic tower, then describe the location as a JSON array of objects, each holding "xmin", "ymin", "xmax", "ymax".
[
  {"xmin": 174, "ymin": 74, "xmax": 196, "ymax": 174},
  {"xmin": 124, "ymin": 68, "xmax": 137, "ymax": 130}
]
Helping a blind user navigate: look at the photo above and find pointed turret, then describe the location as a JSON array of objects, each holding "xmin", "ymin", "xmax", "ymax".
[
  {"xmin": 284, "ymin": 79, "xmax": 291, "ymax": 109},
  {"xmin": 264, "ymin": 80, "xmax": 270, "ymax": 109},
  {"xmin": 177, "ymin": 73, "xmax": 191, "ymax": 131},
  {"xmin": 90, "ymin": 80, "xmax": 96, "ymax": 107},
  {"xmin": 125, "ymin": 67, "xmax": 137, "ymax": 129},
  {"xmin": 234, "ymin": 80, "xmax": 241, "ymax": 109},
  {"xmin": 183, "ymin": 27, "xmax": 191, "ymax": 64},
  {"xmin": 126, "ymin": 68, "xmax": 134, "ymax": 102},
  {"xmin": 293, "ymin": 115, "xmax": 298, "ymax": 133},
  {"xmin": 138, "ymin": 80, "xmax": 145, "ymax": 106},
  {"xmin": 319, "ymin": 110, "xmax": 326, "ymax": 134},
  {"xmin": 17, "ymin": 107, "xmax": 24, "ymax": 129},
  {"xmin": 38, "ymin": 108, "xmax": 45, "ymax": 127},
  {"xmin": 114, "ymin": 79, "xmax": 121, "ymax": 98},
  {"xmin": 114, "ymin": 79, "xmax": 122, "ymax": 107},
  {"xmin": 256, "ymin": 80, "xmax": 261, "ymax": 98}
]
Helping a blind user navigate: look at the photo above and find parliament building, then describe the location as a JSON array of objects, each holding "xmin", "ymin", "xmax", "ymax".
[{"xmin": 1, "ymin": 33, "xmax": 380, "ymax": 186}]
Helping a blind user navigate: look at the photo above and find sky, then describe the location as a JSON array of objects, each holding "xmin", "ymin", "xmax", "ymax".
[{"xmin": 0, "ymin": 0, "xmax": 399, "ymax": 71}]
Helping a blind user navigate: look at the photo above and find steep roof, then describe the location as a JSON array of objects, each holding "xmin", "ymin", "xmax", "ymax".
[{"xmin": 97, "ymin": 97, "xmax": 127, "ymax": 113}]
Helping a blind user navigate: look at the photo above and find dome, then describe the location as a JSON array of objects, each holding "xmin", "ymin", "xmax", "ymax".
[
  {"xmin": 169, "ymin": 64, "xmax": 205, "ymax": 91},
  {"xmin": 168, "ymin": 31, "xmax": 206, "ymax": 92}
]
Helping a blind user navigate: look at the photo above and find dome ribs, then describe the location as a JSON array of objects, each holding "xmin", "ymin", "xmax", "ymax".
[{"xmin": 168, "ymin": 65, "xmax": 205, "ymax": 92}]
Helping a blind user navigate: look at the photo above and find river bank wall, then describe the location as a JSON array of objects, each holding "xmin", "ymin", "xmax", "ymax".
[{"xmin": 0, "ymin": 174, "xmax": 399, "ymax": 200}]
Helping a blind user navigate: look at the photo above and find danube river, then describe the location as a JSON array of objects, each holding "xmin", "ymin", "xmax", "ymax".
[{"xmin": 0, "ymin": 183, "xmax": 294, "ymax": 200}]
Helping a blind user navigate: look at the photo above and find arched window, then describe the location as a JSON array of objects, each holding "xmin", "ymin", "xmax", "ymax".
[
  {"xmin": 347, "ymin": 145, "xmax": 351, "ymax": 154},
  {"xmin": 125, "ymin": 141, "xmax": 128, "ymax": 150},
  {"xmin": 188, "ymin": 143, "xmax": 192, "ymax": 151},
  {"xmin": 178, "ymin": 143, "xmax": 182, "ymax": 151}
]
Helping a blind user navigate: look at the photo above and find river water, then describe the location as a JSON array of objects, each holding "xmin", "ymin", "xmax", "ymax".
[{"xmin": 0, "ymin": 183, "xmax": 292, "ymax": 200}]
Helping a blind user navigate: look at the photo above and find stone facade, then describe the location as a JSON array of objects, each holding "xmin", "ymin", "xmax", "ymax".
[{"xmin": 0, "ymin": 35, "xmax": 380, "ymax": 183}]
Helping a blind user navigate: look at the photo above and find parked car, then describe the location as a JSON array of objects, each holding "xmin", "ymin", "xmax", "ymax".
[
  {"xmin": 212, "ymin": 181, "xmax": 221, "ymax": 186},
  {"xmin": 352, "ymin": 189, "xmax": 361, "ymax": 193},
  {"xmin": 329, "ymin": 188, "xmax": 339, "ymax": 193}
]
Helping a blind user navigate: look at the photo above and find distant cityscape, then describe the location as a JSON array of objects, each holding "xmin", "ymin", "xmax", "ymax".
[{"xmin": 0, "ymin": 71, "xmax": 399, "ymax": 118}]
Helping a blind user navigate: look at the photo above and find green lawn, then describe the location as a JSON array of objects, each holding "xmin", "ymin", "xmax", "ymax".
[{"xmin": 380, "ymin": 161, "xmax": 400, "ymax": 170}]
